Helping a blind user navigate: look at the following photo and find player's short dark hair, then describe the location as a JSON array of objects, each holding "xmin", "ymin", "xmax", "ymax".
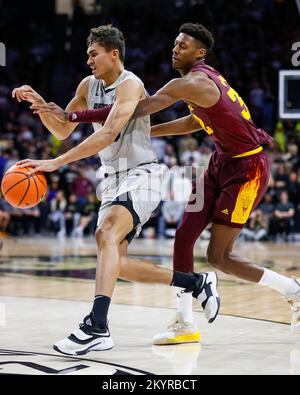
[
  {"xmin": 87, "ymin": 25, "xmax": 125, "ymax": 63},
  {"xmin": 179, "ymin": 23, "xmax": 214, "ymax": 51}
]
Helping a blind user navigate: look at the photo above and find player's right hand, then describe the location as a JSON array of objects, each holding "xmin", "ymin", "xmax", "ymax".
[
  {"xmin": 29, "ymin": 102, "xmax": 68, "ymax": 122},
  {"xmin": 12, "ymin": 85, "xmax": 45, "ymax": 105}
]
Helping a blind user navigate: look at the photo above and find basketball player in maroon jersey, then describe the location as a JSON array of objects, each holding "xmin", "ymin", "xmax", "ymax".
[{"xmin": 16, "ymin": 23, "xmax": 300, "ymax": 344}]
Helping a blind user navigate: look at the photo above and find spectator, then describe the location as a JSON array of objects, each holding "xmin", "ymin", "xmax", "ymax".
[
  {"xmin": 71, "ymin": 168, "xmax": 95, "ymax": 206},
  {"xmin": 151, "ymin": 137, "xmax": 167, "ymax": 162},
  {"xmin": 163, "ymin": 144, "xmax": 178, "ymax": 168},
  {"xmin": 287, "ymin": 172, "xmax": 300, "ymax": 206},
  {"xmin": 159, "ymin": 192, "xmax": 185, "ymax": 238},
  {"xmin": 271, "ymin": 191, "xmax": 295, "ymax": 241},
  {"xmin": 259, "ymin": 193, "xmax": 275, "ymax": 222},
  {"xmin": 21, "ymin": 207, "xmax": 41, "ymax": 235},
  {"xmin": 180, "ymin": 141, "xmax": 202, "ymax": 166},
  {"xmin": 241, "ymin": 209, "xmax": 268, "ymax": 241},
  {"xmin": 65, "ymin": 194, "xmax": 81, "ymax": 236},
  {"xmin": 49, "ymin": 191, "xmax": 67, "ymax": 237},
  {"xmin": 72, "ymin": 193, "xmax": 98, "ymax": 237},
  {"xmin": 274, "ymin": 121, "xmax": 287, "ymax": 153},
  {"xmin": 274, "ymin": 162, "xmax": 289, "ymax": 189}
]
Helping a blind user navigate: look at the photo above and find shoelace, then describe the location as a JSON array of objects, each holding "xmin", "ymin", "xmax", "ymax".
[
  {"xmin": 79, "ymin": 322, "xmax": 90, "ymax": 332},
  {"xmin": 167, "ymin": 320, "xmax": 190, "ymax": 330}
]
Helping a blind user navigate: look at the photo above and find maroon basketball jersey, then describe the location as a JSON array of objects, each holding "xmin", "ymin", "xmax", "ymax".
[{"xmin": 188, "ymin": 63, "xmax": 273, "ymax": 157}]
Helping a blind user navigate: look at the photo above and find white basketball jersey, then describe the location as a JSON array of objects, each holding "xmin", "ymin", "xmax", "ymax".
[{"xmin": 87, "ymin": 70, "xmax": 157, "ymax": 173}]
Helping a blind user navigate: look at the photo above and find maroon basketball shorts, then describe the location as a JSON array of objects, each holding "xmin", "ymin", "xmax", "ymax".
[{"xmin": 206, "ymin": 150, "xmax": 270, "ymax": 228}]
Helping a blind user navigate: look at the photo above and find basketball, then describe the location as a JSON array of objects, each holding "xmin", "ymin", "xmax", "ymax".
[{"xmin": 1, "ymin": 164, "xmax": 47, "ymax": 209}]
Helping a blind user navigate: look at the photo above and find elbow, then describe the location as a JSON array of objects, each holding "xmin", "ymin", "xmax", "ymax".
[
  {"xmin": 106, "ymin": 129, "xmax": 117, "ymax": 145},
  {"xmin": 52, "ymin": 128, "xmax": 72, "ymax": 141},
  {"xmin": 56, "ymin": 134, "xmax": 67, "ymax": 141},
  {"xmin": 96, "ymin": 128, "xmax": 116, "ymax": 149}
]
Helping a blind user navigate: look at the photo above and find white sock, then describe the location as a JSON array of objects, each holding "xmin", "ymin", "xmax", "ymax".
[
  {"xmin": 175, "ymin": 288, "xmax": 194, "ymax": 323},
  {"xmin": 258, "ymin": 268, "xmax": 300, "ymax": 297}
]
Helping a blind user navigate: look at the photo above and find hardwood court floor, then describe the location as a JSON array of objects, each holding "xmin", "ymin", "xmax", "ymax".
[{"xmin": 0, "ymin": 236, "xmax": 300, "ymax": 375}]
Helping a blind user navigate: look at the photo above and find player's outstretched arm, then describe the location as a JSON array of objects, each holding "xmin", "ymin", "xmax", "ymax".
[
  {"xmin": 151, "ymin": 115, "xmax": 201, "ymax": 137},
  {"xmin": 17, "ymin": 79, "xmax": 144, "ymax": 175},
  {"xmin": 31, "ymin": 102, "xmax": 113, "ymax": 125},
  {"xmin": 12, "ymin": 78, "xmax": 89, "ymax": 140},
  {"xmin": 133, "ymin": 78, "xmax": 191, "ymax": 117}
]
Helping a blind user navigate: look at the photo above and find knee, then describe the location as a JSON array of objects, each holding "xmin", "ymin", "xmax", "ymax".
[
  {"xmin": 95, "ymin": 220, "xmax": 117, "ymax": 248},
  {"xmin": 207, "ymin": 248, "xmax": 228, "ymax": 271},
  {"xmin": 207, "ymin": 252, "xmax": 221, "ymax": 269}
]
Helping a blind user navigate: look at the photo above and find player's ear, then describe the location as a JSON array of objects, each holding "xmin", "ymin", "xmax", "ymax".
[
  {"xmin": 196, "ymin": 48, "xmax": 206, "ymax": 59},
  {"xmin": 111, "ymin": 49, "xmax": 120, "ymax": 62}
]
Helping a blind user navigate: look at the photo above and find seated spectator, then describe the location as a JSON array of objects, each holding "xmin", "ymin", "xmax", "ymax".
[
  {"xmin": 163, "ymin": 144, "xmax": 178, "ymax": 168},
  {"xmin": 21, "ymin": 207, "xmax": 41, "ymax": 235},
  {"xmin": 48, "ymin": 176, "xmax": 60, "ymax": 201},
  {"xmin": 38, "ymin": 191, "xmax": 51, "ymax": 235},
  {"xmin": 274, "ymin": 162, "xmax": 289, "ymax": 189},
  {"xmin": 65, "ymin": 194, "xmax": 81, "ymax": 236},
  {"xmin": 49, "ymin": 190, "xmax": 67, "ymax": 237},
  {"xmin": 274, "ymin": 121, "xmax": 287, "ymax": 153},
  {"xmin": 71, "ymin": 168, "xmax": 95, "ymax": 206},
  {"xmin": 282, "ymin": 144, "xmax": 299, "ymax": 170},
  {"xmin": 177, "ymin": 135, "xmax": 198, "ymax": 159},
  {"xmin": 241, "ymin": 209, "xmax": 268, "ymax": 241},
  {"xmin": 259, "ymin": 193, "xmax": 275, "ymax": 223},
  {"xmin": 180, "ymin": 141, "xmax": 202, "ymax": 166},
  {"xmin": 287, "ymin": 171, "xmax": 300, "ymax": 206},
  {"xmin": 151, "ymin": 137, "xmax": 167, "ymax": 162},
  {"xmin": 158, "ymin": 192, "xmax": 185, "ymax": 238},
  {"xmin": 0, "ymin": 148, "xmax": 9, "ymax": 178},
  {"xmin": 270, "ymin": 191, "xmax": 295, "ymax": 240},
  {"xmin": 72, "ymin": 193, "xmax": 98, "ymax": 237}
]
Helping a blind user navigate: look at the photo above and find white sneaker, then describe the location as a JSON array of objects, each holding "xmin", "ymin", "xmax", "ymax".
[
  {"xmin": 153, "ymin": 313, "xmax": 201, "ymax": 345},
  {"xmin": 286, "ymin": 278, "xmax": 300, "ymax": 334},
  {"xmin": 184, "ymin": 272, "xmax": 220, "ymax": 323},
  {"xmin": 53, "ymin": 314, "xmax": 114, "ymax": 355}
]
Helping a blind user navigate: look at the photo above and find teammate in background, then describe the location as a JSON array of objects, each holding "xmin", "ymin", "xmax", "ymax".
[
  {"xmin": 12, "ymin": 25, "xmax": 220, "ymax": 355},
  {"xmin": 30, "ymin": 23, "xmax": 300, "ymax": 343}
]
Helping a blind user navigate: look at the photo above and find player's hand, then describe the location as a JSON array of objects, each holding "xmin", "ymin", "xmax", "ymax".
[
  {"xmin": 12, "ymin": 85, "xmax": 46, "ymax": 105},
  {"xmin": 30, "ymin": 102, "xmax": 68, "ymax": 122},
  {"xmin": 16, "ymin": 158, "xmax": 61, "ymax": 175}
]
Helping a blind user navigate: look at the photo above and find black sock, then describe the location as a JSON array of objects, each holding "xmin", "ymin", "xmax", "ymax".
[
  {"xmin": 170, "ymin": 271, "xmax": 204, "ymax": 292},
  {"xmin": 91, "ymin": 295, "xmax": 111, "ymax": 328}
]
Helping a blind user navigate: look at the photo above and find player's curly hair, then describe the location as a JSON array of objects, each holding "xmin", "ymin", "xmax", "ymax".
[
  {"xmin": 87, "ymin": 25, "xmax": 125, "ymax": 62},
  {"xmin": 179, "ymin": 23, "xmax": 214, "ymax": 51}
]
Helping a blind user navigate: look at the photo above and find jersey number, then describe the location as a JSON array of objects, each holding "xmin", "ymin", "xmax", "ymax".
[
  {"xmin": 218, "ymin": 76, "xmax": 251, "ymax": 120},
  {"xmin": 188, "ymin": 104, "xmax": 214, "ymax": 135}
]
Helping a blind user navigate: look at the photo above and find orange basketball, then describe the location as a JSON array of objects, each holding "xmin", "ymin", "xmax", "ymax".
[{"xmin": 1, "ymin": 164, "xmax": 47, "ymax": 208}]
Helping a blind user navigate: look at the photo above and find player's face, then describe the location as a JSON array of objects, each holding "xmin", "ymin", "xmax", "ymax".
[
  {"xmin": 87, "ymin": 42, "xmax": 114, "ymax": 79},
  {"xmin": 172, "ymin": 33, "xmax": 206, "ymax": 71}
]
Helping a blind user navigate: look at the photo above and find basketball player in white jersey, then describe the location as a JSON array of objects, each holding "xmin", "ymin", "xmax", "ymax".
[{"xmin": 12, "ymin": 25, "xmax": 220, "ymax": 355}]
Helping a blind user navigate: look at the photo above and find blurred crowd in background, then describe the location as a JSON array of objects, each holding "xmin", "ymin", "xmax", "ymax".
[{"xmin": 0, "ymin": 0, "xmax": 300, "ymax": 241}]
